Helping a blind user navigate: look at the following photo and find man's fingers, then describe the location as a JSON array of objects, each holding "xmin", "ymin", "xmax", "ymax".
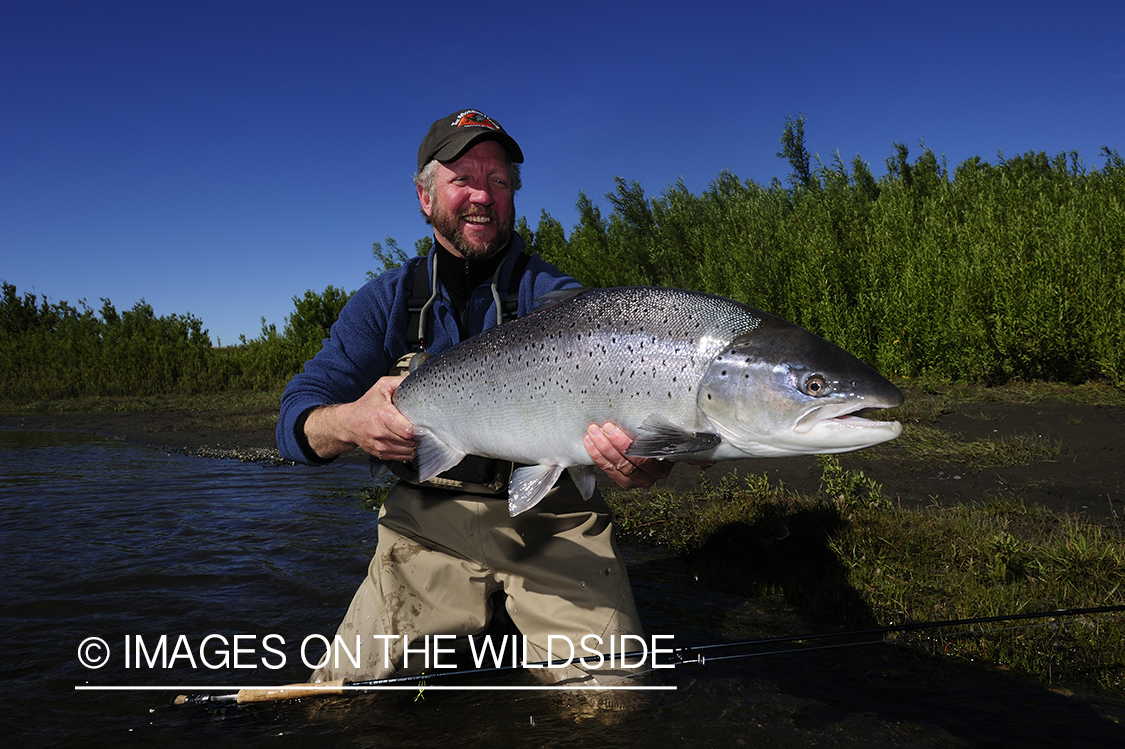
[
  {"xmin": 355, "ymin": 375, "xmax": 416, "ymax": 459},
  {"xmin": 585, "ymin": 422, "xmax": 671, "ymax": 489}
]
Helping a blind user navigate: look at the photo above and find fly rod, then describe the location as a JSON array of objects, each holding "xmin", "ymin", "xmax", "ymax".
[{"xmin": 173, "ymin": 603, "xmax": 1125, "ymax": 706}]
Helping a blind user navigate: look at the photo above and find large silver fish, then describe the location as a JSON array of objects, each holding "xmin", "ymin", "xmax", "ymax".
[{"xmin": 393, "ymin": 287, "xmax": 903, "ymax": 516}]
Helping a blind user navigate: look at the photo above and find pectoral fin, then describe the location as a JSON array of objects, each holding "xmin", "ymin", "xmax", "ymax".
[
  {"xmin": 413, "ymin": 428, "xmax": 467, "ymax": 482},
  {"xmin": 625, "ymin": 414, "xmax": 722, "ymax": 458},
  {"xmin": 508, "ymin": 464, "xmax": 564, "ymax": 516}
]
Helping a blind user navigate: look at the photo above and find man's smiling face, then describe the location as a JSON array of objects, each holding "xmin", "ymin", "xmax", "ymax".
[{"xmin": 418, "ymin": 139, "xmax": 516, "ymax": 260}]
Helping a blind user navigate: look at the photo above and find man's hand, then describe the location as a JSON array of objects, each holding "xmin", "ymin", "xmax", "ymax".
[
  {"xmin": 584, "ymin": 422, "xmax": 672, "ymax": 489},
  {"xmin": 303, "ymin": 375, "xmax": 416, "ymax": 462}
]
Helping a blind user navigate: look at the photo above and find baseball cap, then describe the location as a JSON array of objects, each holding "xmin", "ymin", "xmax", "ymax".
[{"xmin": 417, "ymin": 109, "xmax": 524, "ymax": 172}]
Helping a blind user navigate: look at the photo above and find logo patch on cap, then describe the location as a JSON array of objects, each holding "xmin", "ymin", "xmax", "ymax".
[{"xmin": 451, "ymin": 110, "xmax": 502, "ymax": 131}]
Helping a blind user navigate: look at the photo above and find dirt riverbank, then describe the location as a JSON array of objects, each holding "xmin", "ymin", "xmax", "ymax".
[{"xmin": 4, "ymin": 388, "xmax": 1124, "ymax": 519}]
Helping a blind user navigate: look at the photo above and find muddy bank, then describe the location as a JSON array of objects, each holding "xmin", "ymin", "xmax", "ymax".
[
  {"xmin": 681, "ymin": 399, "xmax": 1125, "ymax": 520},
  {"xmin": 4, "ymin": 396, "xmax": 1124, "ymax": 519}
]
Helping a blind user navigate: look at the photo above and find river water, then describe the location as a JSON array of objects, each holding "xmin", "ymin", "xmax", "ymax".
[{"xmin": 2, "ymin": 428, "xmax": 1124, "ymax": 747}]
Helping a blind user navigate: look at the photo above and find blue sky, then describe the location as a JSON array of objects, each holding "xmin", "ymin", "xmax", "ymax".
[{"xmin": 3, "ymin": 1, "xmax": 1123, "ymax": 346}]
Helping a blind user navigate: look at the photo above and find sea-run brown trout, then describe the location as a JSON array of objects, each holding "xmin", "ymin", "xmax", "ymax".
[{"xmin": 392, "ymin": 287, "xmax": 903, "ymax": 516}]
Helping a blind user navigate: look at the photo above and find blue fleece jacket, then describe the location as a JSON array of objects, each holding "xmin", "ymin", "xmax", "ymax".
[{"xmin": 276, "ymin": 234, "xmax": 580, "ymax": 464}]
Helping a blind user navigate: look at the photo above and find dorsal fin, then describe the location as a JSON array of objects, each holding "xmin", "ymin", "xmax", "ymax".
[{"xmin": 531, "ymin": 287, "xmax": 588, "ymax": 313}]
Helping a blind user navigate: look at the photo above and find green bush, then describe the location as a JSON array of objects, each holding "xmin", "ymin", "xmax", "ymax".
[
  {"xmin": 527, "ymin": 130, "xmax": 1124, "ymax": 387},
  {"xmin": 4, "ymin": 121, "xmax": 1122, "ymax": 401},
  {"xmin": 0, "ymin": 283, "xmax": 353, "ymax": 401}
]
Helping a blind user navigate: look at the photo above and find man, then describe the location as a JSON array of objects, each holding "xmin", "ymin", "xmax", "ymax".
[{"xmin": 277, "ymin": 108, "xmax": 670, "ymax": 692}]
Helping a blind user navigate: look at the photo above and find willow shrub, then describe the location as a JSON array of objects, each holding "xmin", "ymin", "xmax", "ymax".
[
  {"xmin": 5, "ymin": 145, "xmax": 1122, "ymax": 401},
  {"xmin": 530, "ymin": 146, "xmax": 1125, "ymax": 386},
  {"xmin": 0, "ymin": 288, "xmax": 214, "ymax": 400},
  {"xmin": 0, "ymin": 283, "xmax": 352, "ymax": 401}
]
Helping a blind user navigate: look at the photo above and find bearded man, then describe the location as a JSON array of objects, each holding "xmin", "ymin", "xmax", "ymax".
[{"xmin": 277, "ymin": 109, "xmax": 670, "ymax": 695}]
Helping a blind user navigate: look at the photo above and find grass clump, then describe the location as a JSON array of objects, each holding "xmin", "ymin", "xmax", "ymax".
[
  {"xmin": 610, "ymin": 470, "xmax": 803, "ymax": 554},
  {"xmin": 609, "ymin": 462, "xmax": 890, "ymax": 623},
  {"xmin": 607, "ymin": 459, "xmax": 1125, "ymax": 692},
  {"xmin": 887, "ymin": 423, "xmax": 1064, "ymax": 470},
  {"xmin": 838, "ymin": 499, "xmax": 1125, "ymax": 690}
]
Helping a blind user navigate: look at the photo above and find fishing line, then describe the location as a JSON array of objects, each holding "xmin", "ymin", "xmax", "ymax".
[
  {"xmin": 172, "ymin": 604, "xmax": 1125, "ymax": 705},
  {"xmin": 614, "ymin": 606, "xmax": 1125, "ymax": 684},
  {"xmin": 626, "ymin": 612, "xmax": 1125, "ymax": 680},
  {"xmin": 671, "ymin": 603, "xmax": 1125, "ymax": 660}
]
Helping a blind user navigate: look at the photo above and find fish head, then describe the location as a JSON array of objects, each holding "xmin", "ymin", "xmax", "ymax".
[{"xmin": 698, "ymin": 322, "xmax": 903, "ymax": 456}]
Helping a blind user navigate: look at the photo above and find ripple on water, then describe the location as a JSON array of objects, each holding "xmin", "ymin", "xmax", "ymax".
[{"xmin": 2, "ymin": 428, "xmax": 1124, "ymax": 748}]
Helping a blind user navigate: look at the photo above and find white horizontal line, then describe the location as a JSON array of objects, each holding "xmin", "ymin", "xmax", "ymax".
[{"xmin": 75, "ymin": 685, "xmax": 676, "ymax": 692}]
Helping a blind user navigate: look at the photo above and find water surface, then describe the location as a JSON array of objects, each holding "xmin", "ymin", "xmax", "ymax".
[{"xmin": 2, "ymin": 428, "xmax": 1123, "ymax": 747}]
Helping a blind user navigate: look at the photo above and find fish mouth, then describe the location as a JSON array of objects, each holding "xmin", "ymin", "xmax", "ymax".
[{"xmin": 795, "ymin": 403, "xmax": 901, "ymax": 434}]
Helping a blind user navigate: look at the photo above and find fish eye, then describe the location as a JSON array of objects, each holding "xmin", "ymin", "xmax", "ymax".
[{"xmin": 803, "ymin": 375, "xmax": 829, "ymax": 396}]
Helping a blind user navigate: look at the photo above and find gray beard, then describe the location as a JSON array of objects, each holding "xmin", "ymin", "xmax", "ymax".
[{"xmin": 431, "ymin": 205, "xmax": 514, "ymax": 260}]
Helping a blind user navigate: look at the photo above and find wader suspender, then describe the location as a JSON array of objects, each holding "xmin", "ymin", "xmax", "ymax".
[
  {"xmin": 405, "ymin": 250, "xmax": 532, "ymax": 352},
  {"xmin": 390, "ymin": 249, "xmax": 533, "ymax": 493}
]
